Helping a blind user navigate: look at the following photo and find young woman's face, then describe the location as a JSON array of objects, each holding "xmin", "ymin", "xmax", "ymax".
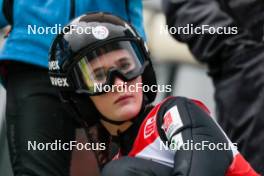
[{"xmin": 89, "ymin": 49, "xmax": 143, "ymax": 121}]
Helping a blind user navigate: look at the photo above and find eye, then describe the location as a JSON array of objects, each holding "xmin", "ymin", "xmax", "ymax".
[
  {"xmin": 120, "ymin": 62, "xmax": 131, "ymax": 70},
  {"xmin": 93, "ymin": 68, "xmax": 107, "ymax": 82},
  {"xmin": 117, "ymin": 58, "xmax": 134, "ymax": 72}
]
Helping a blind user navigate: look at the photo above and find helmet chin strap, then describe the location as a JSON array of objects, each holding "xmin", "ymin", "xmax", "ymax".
[{"xmin": 100, "ymin": 115, "xmax": 129, "ymax": 125}]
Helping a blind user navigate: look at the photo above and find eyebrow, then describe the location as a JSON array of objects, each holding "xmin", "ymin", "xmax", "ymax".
[
  {"xmin": 115, "ymin": 57, "xmax": 130, "ymax": 64},
  {"xmin": 92, "ymin": 56, "xmax": 131, "ymax": 72}
]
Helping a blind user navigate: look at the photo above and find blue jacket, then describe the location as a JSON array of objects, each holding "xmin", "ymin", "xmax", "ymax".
[{"xmin": 0, "ymin": 0, "xmax": 145, "ymax": 68}]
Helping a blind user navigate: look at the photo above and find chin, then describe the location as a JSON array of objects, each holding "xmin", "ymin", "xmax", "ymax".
[{"xmin": 116, "ymin": 104, "xmax": 140, "ymax": 121}]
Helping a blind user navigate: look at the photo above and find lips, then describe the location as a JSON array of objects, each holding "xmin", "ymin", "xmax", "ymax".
[{"xmin": 114, "ymin": 95, "xmax": 133, "ymax": 104}]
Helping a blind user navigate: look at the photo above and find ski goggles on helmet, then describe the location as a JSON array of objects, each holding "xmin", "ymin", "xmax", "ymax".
[{"xmin": 69, "ymin": 40, "xmax": 148, "ymax": 95}]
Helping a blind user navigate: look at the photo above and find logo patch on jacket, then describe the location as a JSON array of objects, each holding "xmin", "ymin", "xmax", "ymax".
[
  {"xmin": 162, "ymin": 106, "xmax": 183, "ymax": 140},
  {"xmin": 144, "ymin": 116, "xmax": 156, "ymax": 139}
]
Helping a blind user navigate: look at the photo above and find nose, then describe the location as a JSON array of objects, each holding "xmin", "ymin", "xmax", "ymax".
[
  {"xmin": 112, "ymin": 76, "xmax": 129, "ymax": 93},
  {"xmin": 114, "ymin": 77, "xmax": 125, "ymax": 86}
]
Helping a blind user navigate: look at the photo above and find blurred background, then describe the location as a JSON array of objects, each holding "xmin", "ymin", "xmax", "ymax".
[{"xmin": 0, "ymin": 0, "xmax": 215, "ymax": 175}]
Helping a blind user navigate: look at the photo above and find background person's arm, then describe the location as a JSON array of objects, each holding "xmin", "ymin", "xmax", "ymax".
[
  {"xmin": 216, "ymin": 0, "xmax": 264, "ymax": 41},
  {"xmin": 163, "ymin": 0, "xmax": 259, "ymax": 67}
]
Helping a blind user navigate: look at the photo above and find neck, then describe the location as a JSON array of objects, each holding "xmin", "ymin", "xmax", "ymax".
[{"xmin": 100, "ymin": 119, "xmax": 133, "ymax": 136}]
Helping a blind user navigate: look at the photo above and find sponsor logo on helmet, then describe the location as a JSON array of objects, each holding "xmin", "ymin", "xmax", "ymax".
[
  {"xmin": 92, "ymin": 26, "xmax": 109, "ymax": 40},
  {"xmin": 49, "ymin": 61, "xmax": 60, "ymax": 71},
  {"xmin": 50, "ymin": 77, "xmax": 69, "ymax": 87}
]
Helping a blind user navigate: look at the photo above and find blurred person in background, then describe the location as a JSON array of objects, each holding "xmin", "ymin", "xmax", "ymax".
[
  {"xmin": 164, "ymin": 0, "xmax": 264, "ymax": 174},
  {"xmin": 0, "ymin": 0, "xmax": 145, "ymax": 175}
]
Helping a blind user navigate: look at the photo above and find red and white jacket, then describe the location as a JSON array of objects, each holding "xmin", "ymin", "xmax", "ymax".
[{"xmin": 114, "ymin": 96, "xmax": 259, "ymax": 176}]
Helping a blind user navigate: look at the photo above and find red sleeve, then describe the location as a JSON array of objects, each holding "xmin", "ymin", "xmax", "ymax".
[
  {"xmin": 191, "ymin": 99, "xmax": 260, "ymax": 176},
  {"xmin": 226, "ymin": 153, "xmax": 260, "ymax": 176},
  {"xmin": 156, "ymin": 96, "xmax": 260, "ymax": 176}
]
